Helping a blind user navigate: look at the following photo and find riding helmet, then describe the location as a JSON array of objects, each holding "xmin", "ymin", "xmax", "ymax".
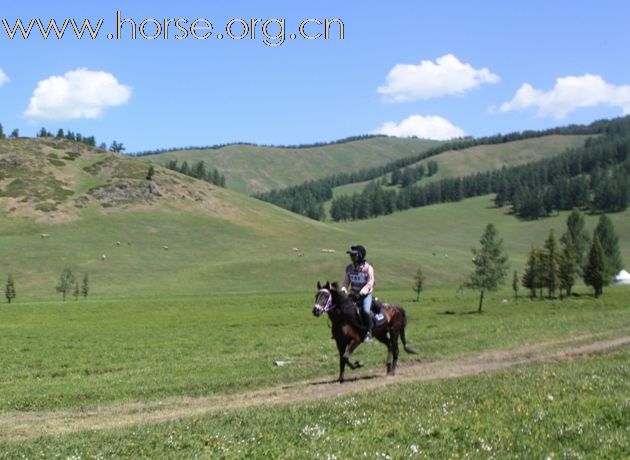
[{"xmin": 347, "ymin": 245, "xmax": 367, "ymax": 260}]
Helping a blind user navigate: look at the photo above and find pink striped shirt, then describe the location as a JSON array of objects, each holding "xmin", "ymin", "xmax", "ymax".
[{"xmin": 343, "ymin": 261, "xmax": 375, "ymax": 295}]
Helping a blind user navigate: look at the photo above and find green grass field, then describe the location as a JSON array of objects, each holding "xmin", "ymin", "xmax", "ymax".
[
  {"xmin": 1, "ymin": 135, "xmax": 629, "ymax": 457},
  {"xmin": 2, "ymin": 195, "xmax": 629, "ymax": 301},
  {"xmin": 6, "ymin": 350, "xmax": 625, "ymax": 459},
  {"xmin": 0, "ymin": 287, "xmax": 628, "ymax": 457}
]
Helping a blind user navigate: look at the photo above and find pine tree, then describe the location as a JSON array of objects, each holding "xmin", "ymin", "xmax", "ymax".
[
  {"xmin": 512, "ymin": 270, "xmax": 519, "ymax": 301},
  {"xmin": 561, "ymin": 209, "xmax": 590, "ymax": 275},
  {"xmin": 390, "ymin": 169, "xmax": 402, "ymax": 186},
  {"xmin": 522, "ymin": 246, "xmax": 544, "ymax": 299},
  {"xmin": 559, "ymin": 231, "xmax": 577, "ymax": 298},
  {"xmin": 192, "ymin": 161, "xmax": 206, "ymax": 180},
  {"xmin": 583, "ymin": 233, "xmax": 607, "ymax": 298},
  {"xmin": 73, "ymin": 281, "xmax": 80, "ymax": 300},
  {"xmin": 109, "ymin": 141, "xmax": 125, "ymax": 153},
  {"xmin": 81, "ymin": 273, "xmax": 89, "ymax": 298},
  {"xmin": 5, "ymin": 274, "xmax": 16, "ymax": 303},
  {"xmin": 412, "ymin": 268, "xmax": 425, "ymax": 302},
  {"xmin": 179, "ymin": 161, "xmax": 191, "ymax": 176},
  {"xmin": 468, "ymin": 223, "xmax": 509, "ymax": 313},
  {"xmin": 594, "ymin": 214, "xmax": 623, "ymax": 281},
  {"xmin": 146, "ymin": 165, "xmax": 155, "ymax": 181},
  {"xmin": 543, "ymin": 229, "xmax": 561, "ymax": 298}
]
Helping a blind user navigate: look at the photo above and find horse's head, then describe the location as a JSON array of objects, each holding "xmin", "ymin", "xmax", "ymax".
[{"xmin": 313, "ymin": 281, "xmax": 334, "ymax": 317}]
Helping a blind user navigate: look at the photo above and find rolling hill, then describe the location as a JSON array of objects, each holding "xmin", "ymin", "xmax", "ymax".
[
  {"xmin": 138, "ymin": 137, "xmax": 441, "ymax": 195},
  {"xmin": 1, "ymin": 134, "xmax": 628, "ymax": 301},
  {"xmin": 331, "ymin": 134, "xmax": 593, "ymax": 198}
]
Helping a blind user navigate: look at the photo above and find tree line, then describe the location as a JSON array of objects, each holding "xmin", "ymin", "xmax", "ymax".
[
  {"xmin": 132, "ymin": 134, "xmax": 388, "ymax": 157},
  {"xmin": 4, "ymin": 269, "xmax": 90, "ymax": 303},
  {"xmin": 466, "ymin": 209, "xmax": 622, "ymax": 313},
  {"xmin": 0, "ymin": 123, "xmax": 128, "ymax": 153},
  {"xmin": 520, "ymin": 211, "xmax": 622, "ymax": 299},
  {"xmin": 255, "ymin": 117, "xmax": 620, "ymax": 220},
  {"xmin": 329, "ymin": 117, "xmax": 630, "ymax": 221},
  {"xmin": 165, "ymin": 159, "xmax": 227, "ymax": 188}
]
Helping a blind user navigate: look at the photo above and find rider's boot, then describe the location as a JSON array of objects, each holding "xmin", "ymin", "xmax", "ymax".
[{"xmin": 362, "ymin": 310, "xmax": 373, "ymax": 342}]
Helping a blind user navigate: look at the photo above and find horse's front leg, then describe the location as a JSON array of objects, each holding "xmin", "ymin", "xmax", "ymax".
[
  {"xmin": 338, "ymin": 355, "xmax": 346, "ymax": 383},
  {"xmin": 342, "ymin": 338, "xmax": 363, "ymax": 370}
]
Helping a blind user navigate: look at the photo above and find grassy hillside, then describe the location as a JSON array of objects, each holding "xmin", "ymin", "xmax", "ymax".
[
  {"xmin": 140, "ymin": 137, "xmax": 441, "ymax": 195},
  {"xmin": 1, "ymin": 136, "xmax": 628, "ymax": 301},
  {"xmin": 331, "ymin": 134, "xmax": 592, "ymax": 198},
  {"xmin": 2, "ymin": 194, "xmax": 629, "ymax": 301}
]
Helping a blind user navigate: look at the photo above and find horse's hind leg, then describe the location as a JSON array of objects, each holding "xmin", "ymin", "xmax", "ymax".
[{"xmin": 384, "ymin": 340, "xmax": 393, "ymax": 374}]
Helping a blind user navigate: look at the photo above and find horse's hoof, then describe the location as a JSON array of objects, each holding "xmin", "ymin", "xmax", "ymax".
[{"xmin": 354, "ymin": 361, "xmax": 363, "ymax": 369}]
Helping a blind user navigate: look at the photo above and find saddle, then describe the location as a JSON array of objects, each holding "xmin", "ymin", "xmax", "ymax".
[{"xmin": 345, "ymin": 295, "xmax": 387, "ymax": 330}]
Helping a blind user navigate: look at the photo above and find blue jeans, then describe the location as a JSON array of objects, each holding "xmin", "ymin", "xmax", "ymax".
[{"xmin": 361, "ymin": 294, "xmax": 372, "ymax": 315}]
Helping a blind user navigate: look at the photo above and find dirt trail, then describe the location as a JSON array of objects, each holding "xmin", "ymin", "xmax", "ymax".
[{"xmin": 1, "ymin": 333, "xmax": 628, "ymax": 441}]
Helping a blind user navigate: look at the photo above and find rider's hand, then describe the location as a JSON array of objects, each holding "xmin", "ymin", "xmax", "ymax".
[
  {"xmin": 341, "ymin": 286, "xmax": 348, "ymax": 295},
  {"xmin": 359, "ymin": 286, "xmax": 369, "ymax": 296}
]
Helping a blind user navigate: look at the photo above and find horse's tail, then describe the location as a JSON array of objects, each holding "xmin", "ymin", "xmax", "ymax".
[{"xmin": 398, "ymin": 306, "xmax": 418, "ymax": 355}]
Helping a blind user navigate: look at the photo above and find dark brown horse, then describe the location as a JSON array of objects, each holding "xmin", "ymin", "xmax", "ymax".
[{"xmin": 312, "ymin": 281, "xmax": 417, "ymax": 383}]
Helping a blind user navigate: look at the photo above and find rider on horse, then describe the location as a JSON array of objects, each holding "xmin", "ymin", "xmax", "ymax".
[{"xmin": 342, "ymin": 245, "xmax": 375, "ymax": 341}]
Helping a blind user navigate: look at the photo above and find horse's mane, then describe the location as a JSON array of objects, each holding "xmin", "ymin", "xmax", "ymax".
[{"xmin": 328, "ymin": 282, "xmax": 363, "ymax": 329}]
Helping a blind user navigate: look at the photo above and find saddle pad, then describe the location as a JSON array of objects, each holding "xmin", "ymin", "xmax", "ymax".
[{"xmin": 373, "ymin": 312, "xmax": 387, "ymax": 327}]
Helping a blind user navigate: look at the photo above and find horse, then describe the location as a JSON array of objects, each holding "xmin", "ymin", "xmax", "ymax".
[{"xmin": 312, "ymin": 281, "xmax": 417, "ymax": 383}]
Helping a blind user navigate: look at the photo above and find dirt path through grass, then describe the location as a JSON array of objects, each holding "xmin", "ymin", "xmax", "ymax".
[{"xmin": 1, "ymin": 332, "xmax": 628, "ymax": 441}]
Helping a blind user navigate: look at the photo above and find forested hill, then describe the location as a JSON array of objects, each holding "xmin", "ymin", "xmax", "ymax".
[{"xmin": 255, "ymin": 117, "xmax": 630, "ymax": 221}]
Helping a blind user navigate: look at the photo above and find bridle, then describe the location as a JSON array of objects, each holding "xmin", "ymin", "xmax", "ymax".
[{"xmin": 313, "ymin": 288, "xmax": 335, "ymax": 315}]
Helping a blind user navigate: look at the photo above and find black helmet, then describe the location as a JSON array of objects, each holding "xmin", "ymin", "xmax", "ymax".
[{"xmin": 346, "ymin": 245, "xmax": 366, "ymax": 260}]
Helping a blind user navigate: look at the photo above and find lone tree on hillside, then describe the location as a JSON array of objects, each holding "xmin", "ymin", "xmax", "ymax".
[
  {"xmin": 594, "ymin": 214, "xmax": 623, "ymax": 281},
  {"xmin": 468, "ymin": 223, "xmax": 509, "ymax": 313},
  {"xmin": 55, "ymin": 267, "xmax": 76, "ymax": 301},
  {"xmin": 412, "ymin": 267, "xmax": 425, "ymax": 302},
  {"xmin": 146, "ymin": 164, "xmax": 155, "ymax": 181},
  {"xmin": 583, "ymin": 233, "xmax": 607, "ymax": 298},
  {"xmin": 109, "ymin": 140, "xmax": 125, "ymax": 153},
  {"xmin": 5, "ymin": 274, "xmax": 16, "ymax": 303}
]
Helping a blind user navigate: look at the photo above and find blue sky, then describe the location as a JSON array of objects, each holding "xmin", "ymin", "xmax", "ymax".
[{"xmin": 0, "ymin": 0, "xmax": 629, "ymax": 152}]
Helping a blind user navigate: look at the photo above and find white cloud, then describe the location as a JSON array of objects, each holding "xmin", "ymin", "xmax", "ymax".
[
  {"xmin": 24, "ymin": 68, "xmax": 131, "ymax": 121},
  {"xmin": 378, "ymin": 54, "xmax": 500, "ymax": 102},
  {"xmin": 375, "ymin": 114, "xmax": 466, "ymax": 140},
  {"xmin": 498, "ymin": 74, "xmax": 630, "ymax": 118},
  {"xmin": 0, "ymin": 69, "xmax": 9, "ymax": 86}
]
